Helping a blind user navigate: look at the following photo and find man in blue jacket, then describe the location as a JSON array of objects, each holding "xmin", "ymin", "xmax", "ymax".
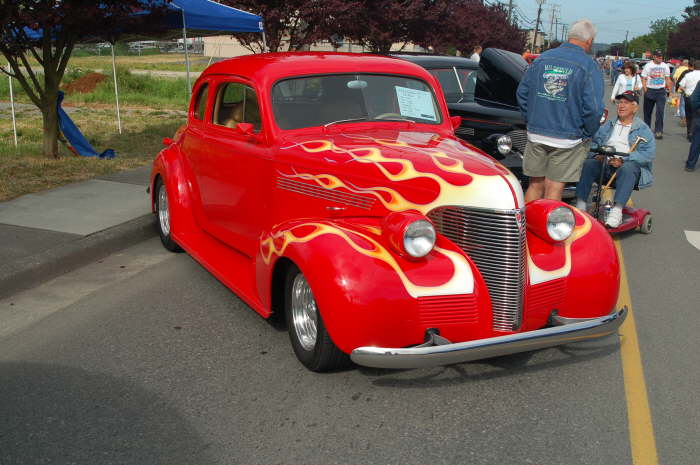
[
  {"xmin": 517, "ymin": 19, "xmax": 605, "ymax": 202},
  {"xmin": 685, "ymin": 83, "xmax": 700, "ymax": 171},
  {"xmin": 575, "ymin": 91, "xmax": 655, "ymax": 228}
]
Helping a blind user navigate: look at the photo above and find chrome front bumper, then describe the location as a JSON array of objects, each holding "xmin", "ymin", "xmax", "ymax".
[{"xmin": 350, "ymin": 307, "xmax": 627, "ymax": 369}]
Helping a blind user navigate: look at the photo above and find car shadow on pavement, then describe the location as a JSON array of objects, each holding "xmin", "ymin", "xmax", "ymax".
[
  {"xmin": 359, "ymin": 341, "xmax": 621, "ymax": 388},
  {"xmin": 0, "ymin": 362, "xmax": 215, "ymax": 465}
]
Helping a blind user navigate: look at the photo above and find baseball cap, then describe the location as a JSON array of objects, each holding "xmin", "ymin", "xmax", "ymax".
[
  {"xmin": 615, "ymin": 90, "xmax": 639, "ymax": 103},
  {"xmin": 653, "ymin": 49, "xmax": 663, "ymax": 56}
]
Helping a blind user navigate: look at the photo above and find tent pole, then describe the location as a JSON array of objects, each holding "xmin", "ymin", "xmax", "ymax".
[
  {"xmin": 111, "ymin": 43, "xmax": 122, "ymax": 134},
  {"xmin": 261, "ymin": 30, "xmax": 268, "ymax": 53},
  {"xmin": 7, "ymin": 64, "xmax": 18, "ymax": 147},
  {"xmin": 182, "ymin": 9, "xmax": 191, "ymax": 96}
]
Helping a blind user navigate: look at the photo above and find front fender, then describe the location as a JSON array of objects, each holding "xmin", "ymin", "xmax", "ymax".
[
  {"xmin": 257, "ymin": 217, "xmax": 493, "ymax": 354},
  {"xmin": 525, "ymin": 209, "xmax": 619, "ymax": 326}
]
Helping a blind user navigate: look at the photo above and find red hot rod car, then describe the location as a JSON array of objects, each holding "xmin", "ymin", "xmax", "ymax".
[{"xmin": 150, "ymin": 52, "xmax": 626, "ymax": 371}]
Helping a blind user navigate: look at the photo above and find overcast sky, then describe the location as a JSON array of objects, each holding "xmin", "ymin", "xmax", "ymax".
[{"xmin": 513, "ymin": 0, "xmax": 691, "ymax": 44}]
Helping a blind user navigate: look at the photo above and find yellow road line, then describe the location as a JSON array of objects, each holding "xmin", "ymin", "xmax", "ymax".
[{"xmin": 615, "ymin": 239, "xmax": 659, "ymax": 465}]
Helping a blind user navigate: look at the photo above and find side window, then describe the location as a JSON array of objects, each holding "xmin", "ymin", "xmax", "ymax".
[
  {"xmin": 194, "ymin": 83, "xmax": 208, "ymax": 121},
  {"xmin": 213, "ymin": 82, "xmax": 261, "ymax": 132}
]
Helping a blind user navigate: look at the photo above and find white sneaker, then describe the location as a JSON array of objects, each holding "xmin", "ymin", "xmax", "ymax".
[
  {"xmin": 605, "ymin": 207, "xmax": 623, "ymax": 228},
  {"xmin": 575, "ymin": 199, "xmax": 587, "ymax": 211}
]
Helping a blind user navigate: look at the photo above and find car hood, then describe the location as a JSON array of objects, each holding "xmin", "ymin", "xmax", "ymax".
[
  {"xmin": 476, "ymin": 48, "xmax": 527, "ymax": 108},
  {"xmin": 276, "ymin": 128, "xmax": 524, "ymax": 212}
]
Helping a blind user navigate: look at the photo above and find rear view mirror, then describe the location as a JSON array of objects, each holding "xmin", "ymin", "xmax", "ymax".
[
  {"xmin": 450, "ymin": 115, "xmax": 462, "ymax": 129},
  {"xmin": 162, "ymin": 137, "xmax": 174, "ymax": 146}
]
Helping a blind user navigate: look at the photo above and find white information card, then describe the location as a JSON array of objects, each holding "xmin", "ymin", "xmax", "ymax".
[{"xmin": 395, "ymin": 86, "xmax": 437, "ymax": 121}]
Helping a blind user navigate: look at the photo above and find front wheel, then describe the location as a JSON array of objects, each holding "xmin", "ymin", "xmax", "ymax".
[
  {"xmin": 284, "ymin": 265, "xmax": 348, "ymax": 371},
  {"xmin": 155, "ymin": 177, "xmax": 182, "ymax": 252}
]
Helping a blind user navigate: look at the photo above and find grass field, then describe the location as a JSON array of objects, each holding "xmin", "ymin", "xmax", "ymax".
[
  {"xmin": 0, "ymin": 103, "xmax": 185, "ymax": 201},
  {"xmin": 0, "ymin": 52, "xmax": 204, "ymax": 200},
  {"xmin": 0, "ymin": 67, "xmax": 190, "ymax": 109}
]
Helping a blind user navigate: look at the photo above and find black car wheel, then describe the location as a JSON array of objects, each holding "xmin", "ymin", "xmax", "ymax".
[
  {"xmin": 155, "ymin": 177, "xmax": 183, "ymax": 252},
  {"xmin": 285, "ymin": 265, "xmax": 349, "ymax": 371}
]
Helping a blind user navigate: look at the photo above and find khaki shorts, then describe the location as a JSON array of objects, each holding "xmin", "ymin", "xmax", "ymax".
[{"xmin": 523, "ymin": 140, "xmax": 590, "ymax": 183}]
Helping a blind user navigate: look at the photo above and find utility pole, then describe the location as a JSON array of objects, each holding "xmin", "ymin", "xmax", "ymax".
[
  {"xmin": 624, "ymin": 30, "xmax": 629, "ymax": 57},
  {"xmin": 547, "ymin": 4, "xmax": 560, "ymax": 49},
  {"xmin": 554, "ymin": 18, "xmax": 559, "ymax": 42},
  {"xmin": 507, "ymin": 0, "xmax": 514, "ymax": 24},
  {"xmin": 532, "ymin": 0, "xmax": 545, "ymax": 52}
]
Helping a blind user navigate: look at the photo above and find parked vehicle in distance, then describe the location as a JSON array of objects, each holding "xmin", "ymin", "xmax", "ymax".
[
  {"xmin": 392, "ymin": 49, "xmax": 528, "ymax": 183},
  {"xmin": 151, "ymin": 52, "xmax": 626, "ymax": 372}
]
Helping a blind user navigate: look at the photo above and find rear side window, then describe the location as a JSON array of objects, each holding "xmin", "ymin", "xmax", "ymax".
[{"xmin": 194, "ymin": 84, "xmax": 208, "ymax": 120}]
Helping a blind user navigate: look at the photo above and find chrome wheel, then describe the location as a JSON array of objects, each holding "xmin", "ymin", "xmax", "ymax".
[
  {"xmin": 290, "ymin": 273, "xmax": 318, "ymax": 351},
  {"xmin": 157, "ymin": 182, "xmax": 170, "ymax": 236}
]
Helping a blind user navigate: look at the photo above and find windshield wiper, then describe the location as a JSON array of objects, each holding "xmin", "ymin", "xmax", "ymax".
[
  {"xmin": 323, "ymin": 117, "xmax": 369, "ymax": 128},
  {"xmin": 373, "ymin": 117, "xmax": 414, "ymax": 123}
]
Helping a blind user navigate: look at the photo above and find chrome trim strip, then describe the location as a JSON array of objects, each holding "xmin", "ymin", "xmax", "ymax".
[
  {"xmin": 277, "ymin": 178, "xmax": 375, "ymax": 210},
  {"xmin": 350, "ymin": 308, "xmax": 627, "ymax": 369}
]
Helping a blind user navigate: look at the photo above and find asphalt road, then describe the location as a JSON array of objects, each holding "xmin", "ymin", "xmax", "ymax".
[
  {"xmin": 1, "ymin": 239, "xmax": 633, "ymax": 465},
  {"xmin": 1, "ymin": 90, "xmax": 698, "ymax": 465}
]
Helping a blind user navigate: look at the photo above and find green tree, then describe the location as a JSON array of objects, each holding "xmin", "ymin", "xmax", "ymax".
[
  {"xmin": 648, "ymin": 16, "xmax": 679, "ymax": 52},
  {"xmin": 0, "ymin": 1, "xmax": 168, "ymax": 158},
  {"xmin": 683, "ymin": 0, "xmax": 700, "ymax": 19}
]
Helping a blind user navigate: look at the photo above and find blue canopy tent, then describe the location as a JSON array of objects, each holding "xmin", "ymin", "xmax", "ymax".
[{"xmin": 108, "ymin": 0, "xmax": 265, "ymax": 133}]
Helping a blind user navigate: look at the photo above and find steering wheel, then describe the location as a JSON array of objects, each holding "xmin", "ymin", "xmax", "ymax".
[{"xmin": 374, "ymin": 112, "xmax": 404, "ymax": 120}]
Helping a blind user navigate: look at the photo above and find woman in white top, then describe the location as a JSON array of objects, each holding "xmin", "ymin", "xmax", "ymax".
[{"xmin": 610, "ymin": 62, "xmax": 642, "ymax": 102}]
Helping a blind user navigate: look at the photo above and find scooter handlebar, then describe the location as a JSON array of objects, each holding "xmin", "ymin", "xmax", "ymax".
[{"xmin": 591, "ymin": 145, "xmax": 628, "ymax": 158}]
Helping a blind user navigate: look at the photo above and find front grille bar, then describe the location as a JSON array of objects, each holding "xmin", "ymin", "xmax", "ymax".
[{"xmin": 428, "ymin": 206, "xmax": 526, "ymax": 331}]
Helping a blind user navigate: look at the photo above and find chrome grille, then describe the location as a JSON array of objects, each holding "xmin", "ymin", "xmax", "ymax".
[
  {"xmin": 428, "ymin": 206, "xmax": 526, "ymax": 331},
  {"xmin": 455, "ymin": 126, "xmax": 475, "ymax": 137},
  {"xmin": 507, "ymin": 129, "xmax": 527, "ymax": 153}
]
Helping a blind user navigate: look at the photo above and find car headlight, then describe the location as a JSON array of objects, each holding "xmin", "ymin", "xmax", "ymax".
[
  {"xmin": 403, "ymin": 220, "xmax": 436, "ymax": 258},
  {"xmin": 546, "ymin": 206, "xmax": 575, "ymax": 241},
  {"xmin": 496, "ymin": 135, "xmax": 512, "ymax": 155}
]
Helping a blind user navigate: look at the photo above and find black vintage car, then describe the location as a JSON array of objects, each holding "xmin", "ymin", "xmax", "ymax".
[{"xmin": 392, "ymin": 49, "xmax": 528, "ymax": 182}]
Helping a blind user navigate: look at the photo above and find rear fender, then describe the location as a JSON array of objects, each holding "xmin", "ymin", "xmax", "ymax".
[
  {"xmin": 150, "ymin": 146, "xmax": 196, "ymax": 238},
  {"xmin": 257, "ymin": 217, "xmax": 493, "ymax": 353}
]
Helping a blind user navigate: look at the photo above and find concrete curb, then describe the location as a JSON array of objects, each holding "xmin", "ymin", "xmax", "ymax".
[{"xmin": 0, "ymin": 214, "xmax": 157, "ymax": 300}]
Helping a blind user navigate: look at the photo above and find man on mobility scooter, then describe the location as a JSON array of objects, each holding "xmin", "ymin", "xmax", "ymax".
[{"xmin": 574, "ymin": 90, "xmax": 655, "ymax": 228}]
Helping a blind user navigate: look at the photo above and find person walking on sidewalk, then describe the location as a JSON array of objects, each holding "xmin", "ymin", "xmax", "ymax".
[
  {"xmin": 516, "ymin": 19, "xmax": 604, "ymax": 202},
  {"xmin": 641, "ymin": 50, "xmax": 673, "ymax": 139},
  {"xmin": 684, "ymin": 83, "xmax": 700, "ymax": 171},
  {"xmin": 674, "ymin": 59, "xmax": 690, "ymax": 127},
  {"xmin": 678, "ymin": 60, "xmax": 700, "ymax": 141},
  {"xmin": 470, "ymin": 45, "xmax": 482, "ymax": 63},
  {"xmin": 610, "ymin": 61, "xmax": 642, "ymax": 103}
]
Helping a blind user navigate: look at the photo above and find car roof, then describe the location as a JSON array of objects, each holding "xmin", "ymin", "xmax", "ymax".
[
  {"xmin": 389, "ymin": 53, "xmax": 479, "ymax": 70},
  {"xmin": 201, "ymin": 52, "xmax": 434, "ymax": 84}
]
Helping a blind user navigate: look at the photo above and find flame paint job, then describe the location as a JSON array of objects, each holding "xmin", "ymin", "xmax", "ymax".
[{"xmin": 150, "ymin": 52, "xmax": 620, "ymax": 355}]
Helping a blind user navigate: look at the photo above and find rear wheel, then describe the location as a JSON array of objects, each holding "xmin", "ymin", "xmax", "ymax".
[
  {"xmin": 284, "ymin": 265, "xmax": 349, "ymax": 371},
  {"xmin": 639, "ymin": 214, "xmax": 652, "ymax": 234},
  {"xmin": 155, "ymin": 178, "xmax": 183, "ymax": 252}
]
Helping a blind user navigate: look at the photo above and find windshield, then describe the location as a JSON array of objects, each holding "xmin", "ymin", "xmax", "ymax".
[
  {"xmin": 428, "ymin": 67, "xmax": 476, "ymax": 103},
  {"xmin": 272, "ymin": 74, "xmax": 443, "ymax": 130}
]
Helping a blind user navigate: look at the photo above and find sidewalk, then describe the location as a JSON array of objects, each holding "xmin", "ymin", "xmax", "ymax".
[{"xmin": 0, "ymin": 166, "xmax": 156, "ymax": 299}]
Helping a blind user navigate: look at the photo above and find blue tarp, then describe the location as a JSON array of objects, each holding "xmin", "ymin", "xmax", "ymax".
[
  {"xmin": 166, "ymin": 0, "xmax": 263, "ymax": 33},
  {"xmin": 57, "ymin": 91, "xmax": 115, "ymax": 159}
]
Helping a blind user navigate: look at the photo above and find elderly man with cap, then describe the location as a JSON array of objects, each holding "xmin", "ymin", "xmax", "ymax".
[
  {"xmin": 575, "ymin": 91, "xmax": 655, "ymax": 228},
  {"xmin": 641, "ymin": 49, "xmax": 673, "ymax": 139}
]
